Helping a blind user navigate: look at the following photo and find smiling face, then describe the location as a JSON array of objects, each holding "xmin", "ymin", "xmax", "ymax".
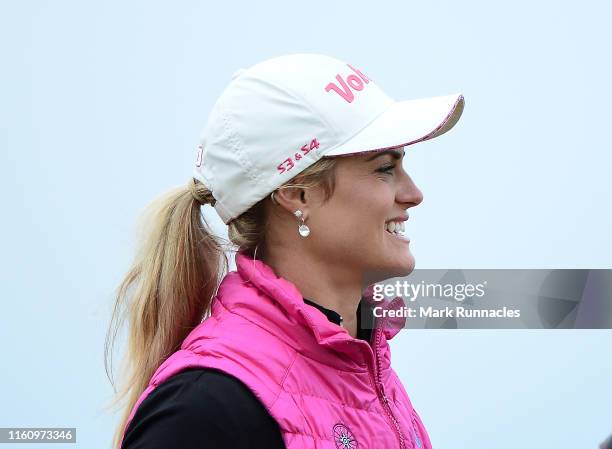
[{"xmin": 304, "ymin": 147, "xmax": 424, "ymax": 285}]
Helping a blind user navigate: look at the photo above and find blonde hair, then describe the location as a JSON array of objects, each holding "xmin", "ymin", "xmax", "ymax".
[{"xmin": 104, "ymin": 156, "xmax": 338, "ymax": 449}]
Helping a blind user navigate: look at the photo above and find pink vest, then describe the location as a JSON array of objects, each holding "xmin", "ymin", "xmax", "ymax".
[{"xmin": 121, "ymin": 251, "xmax": 433, "ymax": 449}]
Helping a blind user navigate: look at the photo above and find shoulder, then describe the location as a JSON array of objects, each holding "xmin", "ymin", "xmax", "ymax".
[{"xmin": 121, "ymin": 368, "xmax": 285, "ymax": 449}]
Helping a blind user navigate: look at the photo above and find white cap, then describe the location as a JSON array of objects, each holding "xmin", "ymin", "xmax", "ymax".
[{"xmin": 193, "ymin": 53, "xmax": 465, "ymax": 224}]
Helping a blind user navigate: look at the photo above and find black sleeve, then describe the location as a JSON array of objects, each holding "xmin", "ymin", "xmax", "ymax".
[{"xmin": 120, "ymin": 368, "xmax": 286, "ymax": 449}]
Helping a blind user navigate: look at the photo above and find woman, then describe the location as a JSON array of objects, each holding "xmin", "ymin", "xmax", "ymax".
[{"xmin": 106, "ymin": 53, "xmax": 465, "ymax": 449}]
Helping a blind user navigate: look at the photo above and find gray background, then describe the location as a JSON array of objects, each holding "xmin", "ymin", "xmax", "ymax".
[{"xmin": 1, "ymin": 1, "xmax": 610, "ymax": 448}]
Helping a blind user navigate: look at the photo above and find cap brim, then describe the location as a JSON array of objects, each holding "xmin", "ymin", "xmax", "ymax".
[{"xmin": 323, "ymin": 93, "xmax": 464, "ymax": 157}]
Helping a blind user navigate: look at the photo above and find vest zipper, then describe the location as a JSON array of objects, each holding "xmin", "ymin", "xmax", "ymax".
[{"xmin": 371, "ymin": 327, "xmax": 408, "ymax": 449}]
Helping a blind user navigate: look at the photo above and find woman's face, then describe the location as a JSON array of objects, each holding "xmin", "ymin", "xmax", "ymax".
[{"xmin": 307, "ymin": 147, "xmax": 424, "ymax": 285}]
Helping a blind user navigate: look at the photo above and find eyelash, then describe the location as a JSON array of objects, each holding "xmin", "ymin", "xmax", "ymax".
[{"xmin": 377, "ymin": 164, "xmax": 396, "ymax": 174}]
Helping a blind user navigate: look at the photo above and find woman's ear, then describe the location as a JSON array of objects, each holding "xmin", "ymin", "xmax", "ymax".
[{"xmin": 272, "ymin": 187, "xmax": 306, "ymax": 216}]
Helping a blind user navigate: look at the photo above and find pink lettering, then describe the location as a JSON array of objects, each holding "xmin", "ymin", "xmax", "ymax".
[
  {"xmin": 347, "ymin": 74, "xmax": 364, "ymax": 91},
  {"xmin": 347, "ymin": 64, "xmax": 370, "ymax": 83},
  {"xmin": 325, "ymin": 74, "xmax": 354, "ymax": 103},
  {"xmin": 324, "ymin": 63, "xmax": 371, "ymax": 104}
]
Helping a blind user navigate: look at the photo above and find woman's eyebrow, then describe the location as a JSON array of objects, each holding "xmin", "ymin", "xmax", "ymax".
[{"xmin": 365, "ymin": 148, "xmax": 405, "ymax": 162}]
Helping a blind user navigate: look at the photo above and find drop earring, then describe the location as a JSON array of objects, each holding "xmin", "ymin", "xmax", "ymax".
[{"xmin": 294, "ymin": 210, "xmax": 310, "ymax": 237}]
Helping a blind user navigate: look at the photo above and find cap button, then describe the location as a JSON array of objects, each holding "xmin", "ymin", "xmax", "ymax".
[{"xmin": 231, "ymin": 68, "xmax": 246, "ymax": 80}]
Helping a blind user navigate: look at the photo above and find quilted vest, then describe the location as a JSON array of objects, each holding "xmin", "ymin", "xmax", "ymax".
[{"xmin": 120, "ymin": 251, "xmax": 433, "ymax": 449}]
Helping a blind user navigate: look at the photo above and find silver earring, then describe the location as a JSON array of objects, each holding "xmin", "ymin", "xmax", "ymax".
[
  {"xmin": 294, "ymin": 210, "xmax": 310, "ymax": 237},
  {"xmin": 270, "ymin": 191, "xmax": 277, "ymax": 205}
]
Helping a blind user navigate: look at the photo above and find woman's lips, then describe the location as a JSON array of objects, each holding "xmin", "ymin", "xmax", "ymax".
[{"xmin": 385, "ymin": 228, "xmax": 410, "ymax": 243}]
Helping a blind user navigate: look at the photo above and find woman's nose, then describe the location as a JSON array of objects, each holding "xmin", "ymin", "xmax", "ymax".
[{"xmin": 398, "ymin": 175, "xmax": 424, "ymax": 207}]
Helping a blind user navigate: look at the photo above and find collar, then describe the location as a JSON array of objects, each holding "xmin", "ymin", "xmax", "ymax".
[
  {"xmin": 303, "ymin": 297, "xmax": 373, "ymax": 342},
  {"xmin": 233, "ymin": 250, "xmax": 403, "ymax": 341},
  {"xmin": 218, "ymin": 250, "xmax": 406, "ymax": 371}
]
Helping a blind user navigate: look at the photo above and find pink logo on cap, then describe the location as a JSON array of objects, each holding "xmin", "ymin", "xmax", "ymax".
[
  {"xmin": 324, "ymin": 64, "xmax": 371, "ymax": 104},
  {"xmin": 276, "ymin": 138, "xmax": 320, "ymax": 174}
]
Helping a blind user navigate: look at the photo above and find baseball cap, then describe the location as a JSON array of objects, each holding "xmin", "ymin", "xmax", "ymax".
[{"xmin": 193, "ymin": 53, "xmax": 465, "ymax": 225}]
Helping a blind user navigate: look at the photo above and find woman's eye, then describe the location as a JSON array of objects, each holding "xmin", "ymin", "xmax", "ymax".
[{"xmin": 377, "ymin": 164, "xmax": 396, "ymax": 174}]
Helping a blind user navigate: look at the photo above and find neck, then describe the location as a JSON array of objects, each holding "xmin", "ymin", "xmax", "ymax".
[{"xmin": 262, "ymin": 250, "xmax": 363, "ymax": 339}]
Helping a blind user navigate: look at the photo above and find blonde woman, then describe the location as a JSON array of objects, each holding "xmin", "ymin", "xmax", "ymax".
[{"xmin": 106, "ymin": 53, "xmax": 465, "ymax": 449}]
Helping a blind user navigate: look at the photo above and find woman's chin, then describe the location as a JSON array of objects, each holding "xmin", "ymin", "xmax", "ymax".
[
  {"xmin": 382, "ymin": 233, "xmax": 414, "ymax": 268},
  {"xmin": 388, "ymin": 249, "xmax": 416, "ymax": 277},
  {"xmin": 397, "ymin": 256, "xmax": 416, "ymax": 276},
  {"xmin": 365, "ymin": 253, "xmax": 415, "ymax": 284}
]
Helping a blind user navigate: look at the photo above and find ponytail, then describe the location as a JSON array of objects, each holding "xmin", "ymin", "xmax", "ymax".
[{"xmin": 104, "ymin": 178, "xmax": 228, "ymax": 449}]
